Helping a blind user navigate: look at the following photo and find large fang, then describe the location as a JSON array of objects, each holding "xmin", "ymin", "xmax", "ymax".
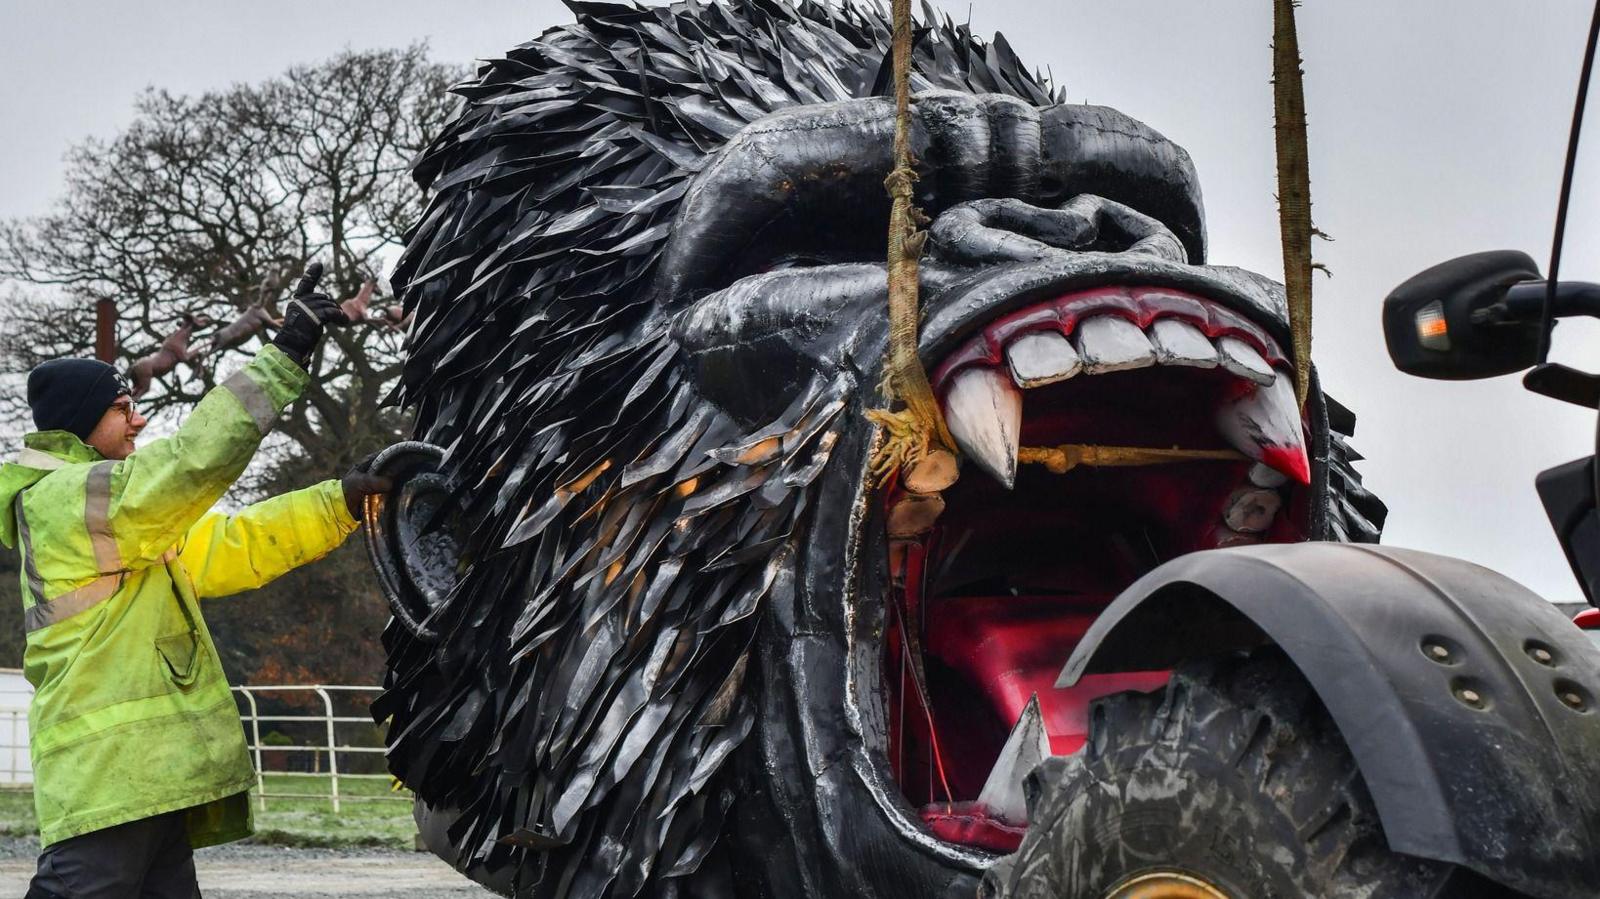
[
  {"xmin": 1075, "ymin": 315, "xmax": 1156, "ymax": 374},
  {"xmin": 1217, "ymin": 376, "xmax": 1310, "ymax": 484},
  {"xmin": 943, "ymin": 367, "xmax": 1021, "ymax": 489},
  {"xmin": 976, "ymin": 694, "xmax": 1051, "ymax": 826},
  {"xmin": 1006, "ymin": 331, "xmax": 1081, "ymax": 388}
]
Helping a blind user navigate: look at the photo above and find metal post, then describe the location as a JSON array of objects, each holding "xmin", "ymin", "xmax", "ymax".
[
  {"xmin": 236, "ymin": 689, "xmax": 267, "ymax": 812},
  {"xmin": 94, "ymin": 299, "xmax": 118, "ymax": 363},
  {"xmin": 316, "ymin": 687, "xmax": 340, "ymax": 813}
]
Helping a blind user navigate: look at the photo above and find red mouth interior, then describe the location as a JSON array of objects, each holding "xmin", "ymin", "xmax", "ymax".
[{"xmin": 883, "ymin": 303, "xmax": 1307, "ymax": 853}]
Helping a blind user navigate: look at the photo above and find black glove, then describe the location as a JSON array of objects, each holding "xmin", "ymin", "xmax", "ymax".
[
  {"xmin": 272, "ymin": 262, "xmax": 349, "ymax": 367},
  {"xmin": 341, "ymin": 452, "xmax": 393, "ymax": 520}
]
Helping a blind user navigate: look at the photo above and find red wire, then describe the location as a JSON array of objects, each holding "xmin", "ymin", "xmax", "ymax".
[{"xmin": 891, "ymin": 532, "xmax": 954, "ymax": 808}]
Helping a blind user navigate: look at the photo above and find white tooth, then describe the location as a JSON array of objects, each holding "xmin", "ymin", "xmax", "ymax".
[
  {"xmin": 1224, "ymin": 487, "xmax": 1282, "ymax": 534},
  {"xmin": 1248, "ymin": 462, "xmax": 1288, "ymax": 488},
  {"xmin": 943, "ymin": 367, "xmax": 1022, "ymax": 489},
  {"xmin": 1074, "ymin": 315, "xmax": 1156, "ymax": 374},
  {"xmin": 1212, "ymin": 525, "xmax": 1260, "ymax": 549},
  {"xmin": 1006, "ymin": 331, "xmax": 1081, "ymax": 388},
  {"xmin": 1148, "ymin": 319, "xmax": 1219, "ymax": 369},
  {"xmin": 1216, "ymin": 375, "xmax": 1310, "ymax": 485},
  {"xmin": 977, "ymin": 694, "xmax": 1052, "ymax": 826},
  {"xmin": 887, "ymin": 493, "xmax": 946, "ymax": 537},
  {"xmin": 1217, "ymin": 336, "xmax": 1275, "ymax": 386},
  {"xmin": 903, "ymin": 449, "xmax": 959, "ymax": 495}
]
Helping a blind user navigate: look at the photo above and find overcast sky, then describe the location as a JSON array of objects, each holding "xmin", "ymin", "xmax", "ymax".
[{"xmin": 3, "ymin": 1, "xmax": 1598, "ymax": 604}]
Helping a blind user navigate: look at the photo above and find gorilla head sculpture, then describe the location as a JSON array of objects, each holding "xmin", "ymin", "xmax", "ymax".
[{"xmin": 374, "ymin": 2, "xmax": 1385, "ymax": 896}]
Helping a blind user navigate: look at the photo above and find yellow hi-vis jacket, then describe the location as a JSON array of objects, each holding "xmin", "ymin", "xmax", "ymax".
[{"xmin": 0, "ymin": 345, "xmax": 359, "ymax": 848}]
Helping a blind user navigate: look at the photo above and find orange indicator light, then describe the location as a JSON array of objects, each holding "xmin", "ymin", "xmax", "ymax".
[{"xmin": 1415, "ymin": 301, "xmax": 1450, "ymax": 351}]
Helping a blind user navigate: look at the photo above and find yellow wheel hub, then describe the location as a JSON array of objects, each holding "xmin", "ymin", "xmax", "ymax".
[{"xmin": 1103, "ymin": 871, "xmax": 1233, "ymax": 899}]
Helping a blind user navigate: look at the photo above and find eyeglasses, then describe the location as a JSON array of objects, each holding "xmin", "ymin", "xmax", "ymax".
[{"xmin": 109, "ymin": 399, "xmax": 138, "ymax": 424}]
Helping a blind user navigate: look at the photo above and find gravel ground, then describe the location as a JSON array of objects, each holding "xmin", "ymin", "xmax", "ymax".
[{"xmin": 0, "ymin": 837, "xmax": 498, "ymax": 897}]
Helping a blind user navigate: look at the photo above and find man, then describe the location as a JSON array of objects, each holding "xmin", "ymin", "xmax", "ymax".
[{"xmin": 0, "ymin": 264, "xmax": 392, "ymax": 898}]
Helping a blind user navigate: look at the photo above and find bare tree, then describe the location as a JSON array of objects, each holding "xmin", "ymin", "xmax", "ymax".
[{"xmin": 0, "ymin": 45, "xmax": 462, "ymax": 476}]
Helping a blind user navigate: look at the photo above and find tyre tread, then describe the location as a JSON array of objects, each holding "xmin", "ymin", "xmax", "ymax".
[{"xmin": 982, "ymin": 650, "xmax": 1464, "ymax": 899}]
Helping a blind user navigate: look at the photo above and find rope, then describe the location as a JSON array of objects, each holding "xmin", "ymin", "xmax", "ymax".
[
  {"xmin": 866, "ymin": 0, "xmax": 954, "ymax": 485},
  {"xmin": 1274, "ymin": 0, "xmax": 1315, "ymax": 408}
]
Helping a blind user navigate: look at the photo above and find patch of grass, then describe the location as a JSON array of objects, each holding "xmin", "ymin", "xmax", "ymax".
[
  {"xmin": 0, "ymin": 788, "xmax": 36, "ymax": 836},
  {"xmin": 246, "ymin": 774, "xmax": 417, "ymax": 849},
  {"xmin": 0, "ymin": 776, "xmax": 418, "ymax": 849}
]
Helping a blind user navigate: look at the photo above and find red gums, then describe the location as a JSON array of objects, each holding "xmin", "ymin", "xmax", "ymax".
[{"xmin": 929, "ymin": 286, "xmax": 1287, "ymax": 391}]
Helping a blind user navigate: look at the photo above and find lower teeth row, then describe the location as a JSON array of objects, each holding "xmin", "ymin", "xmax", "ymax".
[{"xmin": 887, "ymin": 456, "xmax": 1291, "ymax": 546}]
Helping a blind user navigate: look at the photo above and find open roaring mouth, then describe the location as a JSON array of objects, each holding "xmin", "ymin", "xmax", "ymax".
[{"xmin": 879, "ymin": 285, "xmax": 1310, "ymax": 853}]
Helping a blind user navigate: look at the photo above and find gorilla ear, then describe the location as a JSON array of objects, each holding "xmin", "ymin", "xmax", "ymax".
[{"xmin": 1040, "ymin": 105, "xmax": 1207, "ymax": 265}]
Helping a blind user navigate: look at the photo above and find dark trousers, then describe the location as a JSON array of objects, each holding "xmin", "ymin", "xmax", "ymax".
[{"xmin": 25, "ymin": 809, "xmax": 199, "ymax": 899}]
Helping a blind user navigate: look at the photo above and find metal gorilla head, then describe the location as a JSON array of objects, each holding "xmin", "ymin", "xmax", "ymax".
[{"xmin": 376, "ymin": 2, "xmax": 1386, "ymax": 896}]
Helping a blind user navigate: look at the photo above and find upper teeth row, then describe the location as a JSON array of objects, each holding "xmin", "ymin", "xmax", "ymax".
[
  {"xmin": 938, "ymin": 314, "xmax": 1307, "ymax": 491},
  {"xmin": 1004, "ymin": 315, "xmax": 1276, "ymax": 391}
]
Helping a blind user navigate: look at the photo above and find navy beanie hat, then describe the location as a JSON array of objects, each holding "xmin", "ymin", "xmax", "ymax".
[{"xmin": 27, "ymin": 359, "xmax": 130, "ymax": 441}]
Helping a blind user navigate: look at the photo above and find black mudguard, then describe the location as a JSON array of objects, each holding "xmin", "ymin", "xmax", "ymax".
[{"xmin": 1057, "ymin": 542, "xmax": 1600, "ymax": 899}]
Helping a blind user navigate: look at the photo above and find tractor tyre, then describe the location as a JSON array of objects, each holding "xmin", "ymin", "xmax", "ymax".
[{"xmin": 981, "ymin": 649, "xmax": 1517, "ymax": 899}]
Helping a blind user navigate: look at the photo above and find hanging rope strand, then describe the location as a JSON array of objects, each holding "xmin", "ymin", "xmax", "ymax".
[
  {"xmin": 1274, "ymin": 0, "xmax": 1315, "ymax": 408},
  {"xmin": 866, "ymin": 0, "xmax": 954, "ymax": 484}
]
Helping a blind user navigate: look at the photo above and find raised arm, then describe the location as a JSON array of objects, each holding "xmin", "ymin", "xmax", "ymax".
[
  {"xmin": 175, "ymin": 479, "xmax": 359, "ymax": 598},
  {"xmin": 95, "ymin": 346, "xmax": 308, "ymax": 572},
  {"xmin": 92, "ymin": 263, "xmax": 348, "ymax": 573}
]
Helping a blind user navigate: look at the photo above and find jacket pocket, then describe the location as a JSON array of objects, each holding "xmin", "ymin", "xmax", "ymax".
[{"xmin": 155, "ymin": 630, "xmax": 201, "ymax": 687}]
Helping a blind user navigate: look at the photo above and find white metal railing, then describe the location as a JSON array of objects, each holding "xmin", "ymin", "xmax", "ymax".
[
  {"xmin": 0, "ymin": 678, "xmax": 399, "ymax": 808},
  {"xmin": 230, "ymin": 685, "xmax": 405, "ymax": 812},
  {"xmin": 0, "ymin": 668, "xmax": 31, "ymax": 786},
  {"xmin": 0, "ymin": 707, "xmax": 28, "ymax": 786}
]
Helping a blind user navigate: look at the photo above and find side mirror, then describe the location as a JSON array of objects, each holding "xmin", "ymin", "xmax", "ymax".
[{"xmin": 1383, "ymin": 250, "xmax": 1544, "ymax": 380}]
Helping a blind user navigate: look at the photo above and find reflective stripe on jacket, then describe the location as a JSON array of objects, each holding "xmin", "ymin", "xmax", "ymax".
[{"xmin": 0, "ymin": 346, "xmax": 360, "ymax": 847}]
